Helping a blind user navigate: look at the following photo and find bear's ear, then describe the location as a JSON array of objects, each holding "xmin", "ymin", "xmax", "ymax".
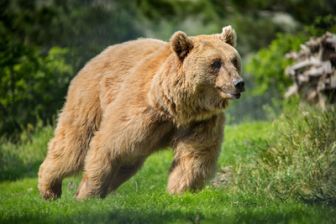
[
  {"xmin": 170, "ymin": 31, "xmax": 193, "ymax": 60},
  {"xmin": 219, "ymin": 25, "xmax": 237, "ymax": 47}
]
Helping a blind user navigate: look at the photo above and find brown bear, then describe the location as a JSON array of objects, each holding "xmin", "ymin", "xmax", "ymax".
[{"xmin": 38, "ymin": 25, "xmax": 244, "ymax": 200}]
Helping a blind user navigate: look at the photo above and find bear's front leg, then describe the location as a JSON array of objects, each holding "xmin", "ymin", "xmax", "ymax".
[
  {"xmin": 167, "ymin": 147, "xmax": 219, "ymax": 194},
  {"xmin": 167, "ymin": 114, "xmax": 224, "ymax": 194}
]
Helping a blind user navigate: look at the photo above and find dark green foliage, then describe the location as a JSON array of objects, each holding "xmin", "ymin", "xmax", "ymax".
[
  {"xmin": 0, "ymin": 28, "xmax": 72, "ymax": 136},
  {"xmin": 0, "ymin": 0, "xmax": 142, "ymax": 137},
  {"xmin": 304, "ymin": 15, "xmax": 336, "ymax": 36},
  {"xmin": 228, "ymin": 0, "xmax": 336, "ymax": 24},
  {"xmin": 0, "ymin": 0, "xmax": 142, "ymax": 69}
]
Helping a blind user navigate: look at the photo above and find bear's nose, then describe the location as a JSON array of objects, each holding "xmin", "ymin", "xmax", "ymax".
[{"xmin": 234, "ymin": 79, "xmax": 245, "ymax": 92}]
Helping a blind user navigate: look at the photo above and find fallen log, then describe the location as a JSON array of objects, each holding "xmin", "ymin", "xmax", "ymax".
[{"xmin": 285, "ymin": 32, "xmax": 336, "ymax": 108}]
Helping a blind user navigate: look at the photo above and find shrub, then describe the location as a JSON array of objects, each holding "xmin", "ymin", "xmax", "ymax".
[
  {"xmin": 235, "ymin": 104, "xmax": 336, "ymax": 204},
  {"xmin": 0, "ymin": 30, "xmax": 73, "ymax": 137}
]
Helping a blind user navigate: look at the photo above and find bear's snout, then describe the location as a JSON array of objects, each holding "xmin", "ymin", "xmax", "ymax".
[{"xmin": 233, "ymin": 79, "xmax": 245, "ymax": 92}]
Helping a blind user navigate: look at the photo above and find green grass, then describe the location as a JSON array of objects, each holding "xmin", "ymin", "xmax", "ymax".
[{"xmin": 1, "ymin": 111, "xmax": 336, "ymax": 224}]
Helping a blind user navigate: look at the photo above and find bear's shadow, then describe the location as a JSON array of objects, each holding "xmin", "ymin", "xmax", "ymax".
[
  {"xmin": 0, "ymin": 151, "xmax": 41, "ymax": 181},
  {"xmin": 1, "ymin": 206, "xmax": 320, "ymax": 224}
]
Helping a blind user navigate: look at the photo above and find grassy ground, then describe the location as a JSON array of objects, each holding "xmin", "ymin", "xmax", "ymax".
[{"xmin": 0, "ymin": 120, "xmax": 335, "ymax": 224}]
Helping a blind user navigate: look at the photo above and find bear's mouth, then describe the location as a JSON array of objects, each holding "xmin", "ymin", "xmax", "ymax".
[
  {"xmin": 228, "ymin": 93, "xmax": 241, "ymax": 99},
  {"xmin": 216, "ymin": 87, "xmax": 242, "ymax": 100}
]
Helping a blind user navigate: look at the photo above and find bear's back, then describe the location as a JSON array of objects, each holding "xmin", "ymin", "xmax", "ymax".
[
  {"xmin": 77, "ymin": 38, "xmax": 166, "ymax": 81},
  {"xmin": 67, "ymin": 38, "xmax": 167, "ymax": 111}
]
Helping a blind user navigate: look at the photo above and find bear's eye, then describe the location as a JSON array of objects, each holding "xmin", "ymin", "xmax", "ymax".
[
  {"xmin": 211, "ymin": 59, "xmax": 222, "ymax": 70},
  {"xmin": 231, "ymin": 57, "xmax": 239, "ymax": 68}
]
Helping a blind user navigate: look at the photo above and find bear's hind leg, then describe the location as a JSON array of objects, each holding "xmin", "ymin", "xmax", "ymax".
[
  {"xmin": 38, "ymin": 109, "xmax": 101, "ymax": 200},
  {"xmin": 76, "ymin": 102, "xmax": 165, "ymax": 199},
  {"xmin": 76, "ymin": 125, "xmax": 150, "ymax": 199}
]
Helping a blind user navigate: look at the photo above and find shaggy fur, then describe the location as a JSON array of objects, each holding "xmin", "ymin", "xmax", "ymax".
[{"xmin": 38, "ymin": 26, "xmax": 243, "ymax": 200}]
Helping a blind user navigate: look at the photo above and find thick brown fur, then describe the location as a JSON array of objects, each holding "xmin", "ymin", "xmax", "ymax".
[{"xmin": 38, "ymin": 26, "xmax": 243, "ymax": 200}]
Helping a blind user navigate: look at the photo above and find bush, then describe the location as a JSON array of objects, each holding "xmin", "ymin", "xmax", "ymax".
[
  {"xmin": 245, "ymin": 33, "xmax": 306, "ymax": 96},
  {"xmin": 0, "ymin": 30, "xmax": 73, "ymax": 137},
  {"xmin": 235, "ymin": 104, "xmax": 336, "ymax": 203}
]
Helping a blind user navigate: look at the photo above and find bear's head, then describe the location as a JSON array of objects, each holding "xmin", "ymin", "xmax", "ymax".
[
  {"xmin": 150, "ymin": 26, "xmax": 243, "ymax": 124},
  {"xmin": 170, "ymin": 26, "xmax": 244, "ymax": 102}
]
